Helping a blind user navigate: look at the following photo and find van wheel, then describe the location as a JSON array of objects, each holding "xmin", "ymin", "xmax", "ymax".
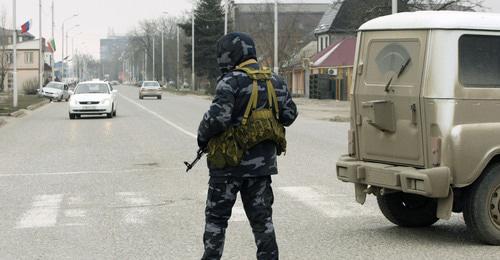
[
  {"xmin": 377, "ymin": 192, "xmax": 438, "ymax": 227},
  {"xmin": 69, "ymin": 113, "xmax": 75, "ymax": 120},
  {"xmin": 463, "ymin": 164, "xmax": 500, "ymax": 245}
]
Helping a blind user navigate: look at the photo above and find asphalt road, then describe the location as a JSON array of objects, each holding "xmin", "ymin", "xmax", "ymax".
[{"xmin": 0, "ymin": 85, "xmax": 497, "ymax": 259}]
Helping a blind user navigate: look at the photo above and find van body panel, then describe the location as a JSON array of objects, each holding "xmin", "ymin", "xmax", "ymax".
[{"xmin": 354, "ymin": 30, "xmax": 428, "ymax": 167}]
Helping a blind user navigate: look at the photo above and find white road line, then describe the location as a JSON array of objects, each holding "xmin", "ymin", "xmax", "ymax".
[
  {"xmin": 278, "ymin": 186, "xmax": 379, "ymax": 218},
  {"xmin": 119, "ymin": 94, "xmax": 197, "ymax": 139},
  {"xmin": 117, "ymin": 192, "xmax": 151, "ymax": 224},
  {"xmin": 0, "ymin": 167, "xmax": 185, "ymax": 177},
  {"xmin": 16, "ymin": 194, "xmax": 63, "ymax": 229}
]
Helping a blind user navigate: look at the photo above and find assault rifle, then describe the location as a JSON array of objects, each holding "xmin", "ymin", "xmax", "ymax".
[{"xmin": 184, "ymin": 148, "xmax": 205, "ymax": 173}]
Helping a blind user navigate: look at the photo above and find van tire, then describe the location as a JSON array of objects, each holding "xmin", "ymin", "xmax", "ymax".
[
  {"xmin": 463, "ymin": 163, "xmax": 500, "ymax": 245},
  {"xmin": 69, "ymin": 113, "xmax": 75, "ymax": 120},
  {"xmin": 377, "ymin": 192, "xmax": 439, "ymax": 227}
]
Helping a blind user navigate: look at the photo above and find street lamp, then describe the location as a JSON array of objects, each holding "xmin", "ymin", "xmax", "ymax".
[
  {"xmin": 162, "ymin": 11, "xmax": 168, "ymax": 84},
  {"xmin": 64, "ymin": 24, "xmax": 79, "ymax": 80},
  {"xmin": 61, "ymin": 14, "xmax": 78, "ymax": 80}
]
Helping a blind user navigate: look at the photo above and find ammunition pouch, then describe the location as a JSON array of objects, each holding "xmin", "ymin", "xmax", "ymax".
[{"xmin": 207, "ymin": 60, "xmax": 287, "ymax": 169}]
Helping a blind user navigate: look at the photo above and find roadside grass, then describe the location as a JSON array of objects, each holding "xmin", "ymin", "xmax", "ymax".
[{"xmin": 0, "ymin": 94, "xmax": 45, "ymax": 114}]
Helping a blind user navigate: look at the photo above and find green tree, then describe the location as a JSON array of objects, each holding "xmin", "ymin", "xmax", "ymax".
[{"xmin": 180, "ymin": 0, "xmax": 225, "ymax": 93}]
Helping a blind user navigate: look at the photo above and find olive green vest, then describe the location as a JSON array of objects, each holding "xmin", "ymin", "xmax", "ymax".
[{"xmin": 207, "ymin": 61, "xmax": 287, "ymax": 169}]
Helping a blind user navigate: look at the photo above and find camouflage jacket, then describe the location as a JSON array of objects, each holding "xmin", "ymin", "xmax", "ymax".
[{"xmin": 197, "ymin": 63, "xmax": 298, "ymax": 177}]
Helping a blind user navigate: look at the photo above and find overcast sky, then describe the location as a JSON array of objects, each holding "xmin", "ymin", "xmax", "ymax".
[{"xmin": 0, "ymin": 0, "xmax": 498, "ymax": 59}]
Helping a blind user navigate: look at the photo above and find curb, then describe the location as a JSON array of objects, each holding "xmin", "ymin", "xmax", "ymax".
[
  {"xmin": 9, "ymin": 109, "xmax": 27, "ymax": 118},
  {"xmin": 329, "ymin": 116, "xmax": 351, "ymax": 122},
  {"xmin": 27, "ymin": 99, "xmax": 50, "ymax": 111}
]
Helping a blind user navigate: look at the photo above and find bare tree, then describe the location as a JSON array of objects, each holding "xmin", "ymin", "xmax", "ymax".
[
  {"xmin": 331, "ymin": 0, "xmax": 484, "ymax": 12},
  {"xmin": 235, "ymin": 3, "xmax": 320, "ymax": 69},
  {"xmin": 0, "ymin": 7, "xmax": 9, "ymax": 92},
  {"xmin": 405, "ymin": 0, "xmax": 484, "ymax": 11},
  {"xmin": 126, "ymin": 15, "xmax": 187, "ymax": 83}
]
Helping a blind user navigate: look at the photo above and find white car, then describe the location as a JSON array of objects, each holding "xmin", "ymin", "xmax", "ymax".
[
  {"xmin": 41, "ymin": 82, "xmax": 70, "ymax": 101},
  {"xmin": 68, "ymin": 81, "xmax": 117, "ymax": 119}
]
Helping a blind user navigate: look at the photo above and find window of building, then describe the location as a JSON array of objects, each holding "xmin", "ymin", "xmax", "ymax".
[
  {"xmin": 6, "ymin": 52, "xmax": 13, "ymax": 64},
  {"xmin": 24, "ymin": 52, "xmax": 33, "ymax": 64},
  {"xmin": 459, "ymin": 35, "xmax": 500, "ymax": 87},
  {"xmin": 7, "ymin": 72, "xmax": 13, "ymax": 89},
  {"xmin": 8, "ymin": 37, "xmax": 12, "ymax": 44}
]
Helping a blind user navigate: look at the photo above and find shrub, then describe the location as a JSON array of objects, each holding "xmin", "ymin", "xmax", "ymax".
[{"xmin": 23, "ymin": 78, "xmax": 40, "ymax": 95}]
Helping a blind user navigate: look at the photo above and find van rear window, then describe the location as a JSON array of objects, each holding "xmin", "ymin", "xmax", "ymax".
[
  {"xmin": 365, "ymin": 40, "xmax": 420, "ymax": 86},
  {"xmin": 459, "ymin": 35, "xmax": 500, "ymax": 87}
]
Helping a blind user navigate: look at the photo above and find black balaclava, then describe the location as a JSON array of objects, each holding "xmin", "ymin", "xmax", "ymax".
[{"xmin": 216, "ymin": 32, "xmax": 257, "ymax": 74}]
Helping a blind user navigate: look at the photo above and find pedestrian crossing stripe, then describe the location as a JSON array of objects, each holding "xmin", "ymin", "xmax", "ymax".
[{"xmin": 13, "ymin": 186, "xmax": 379, "ymax": 229}]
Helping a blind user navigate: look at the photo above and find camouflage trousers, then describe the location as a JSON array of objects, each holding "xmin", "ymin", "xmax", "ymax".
[{"xmin": 202, "ymin": 176, "xmax": 278, "ymax": 260}]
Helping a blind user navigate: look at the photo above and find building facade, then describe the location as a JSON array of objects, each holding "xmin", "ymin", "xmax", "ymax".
[
  {"xmin": 100, "ymin": 36, "xmax": 128, "ymax": 81},
  {"xmin": 2, "ymin": 39, "xmax": 50, "ymax": 93}
]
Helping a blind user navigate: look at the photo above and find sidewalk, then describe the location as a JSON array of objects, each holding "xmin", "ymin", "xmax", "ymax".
[
  {"xmin": 0, "ymin": 98, "xmax": 50, "ymax": 128},
  {"xmin": 165, "ymin": 88, "xmax": 351, "ymax": 122},
  {"xmin": 294, "ymin": 98, "xmax": 351, "ymax": 122}
]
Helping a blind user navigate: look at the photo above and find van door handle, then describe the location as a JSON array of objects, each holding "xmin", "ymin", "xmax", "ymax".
[{"xmin": 410, "ymin": 103, "xmax": 417, "ymax": 125}]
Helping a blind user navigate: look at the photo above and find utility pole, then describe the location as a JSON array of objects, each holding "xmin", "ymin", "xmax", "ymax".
[
  {"xmin": 273, "ymin": 0, "xmax": 279, "ymax": 73},
  {"xmin": 392, "ymin": 0, "xmax": 398, "ymax": 14},
  {"xmin": 161, "ymin": 30, "xmax": 164, "ymax": 83},
  {"xmin": 162, "ymin": 11, "xmax": 168, "ymax": 84},
  {"xmin": 51, "ymin": 0, "xmax": 55, "ymax": 81},
  {"xmin": 191, "ymin": 9, "xmax": 195, "ymax": 91},
  {"xmin": 61, "ymin": 24, "xmax": 64, "ymax": 80},
  {"xmin": 61, "ymin": 14, "xmax": 78, "ymax": 81},
  {"xmin": 39, "ymin": 0, "xmax": 44, "ymax": 90},
  {"xmin": 12, "ymin": 0, "xmax": 17, "ymax": 107},
  {"xmin": 224, "ymin": 0, "xmax": 228, "ymax": 34},
  {"xmin": 176, "ymin": 25, "xmax": 180, "ymax": 90},
  {"xmin": 152, "ymin": 37, "xmax": 155, "ymax": 81},
  {"xmin": 144, "ymin": 49, "xmax": 147, "ymax": 81}
]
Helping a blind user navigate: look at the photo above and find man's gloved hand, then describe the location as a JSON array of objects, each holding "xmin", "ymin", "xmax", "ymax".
[{"xmin": 197, "ymin": 137, "xmax": 209, "ymax": 152}]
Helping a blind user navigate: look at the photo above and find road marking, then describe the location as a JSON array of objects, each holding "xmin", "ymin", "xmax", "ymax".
[
  {"xmin": 16, "ymin": 194, "xmax": 63, "ymax": 229},
  {"xmin": 119, "ymin": 94, "xmax": 197, "ymax": 139},
  {"xmin": 117, "ymin": 192, "xmax": 151, "ymax": 224},
  {"xmin": 278, "ymin": 186, "xmax": 379, "ymax": 218},
  {"xmin": 0, "ymin": 167, "xmax": 185, "ymax": 177}
]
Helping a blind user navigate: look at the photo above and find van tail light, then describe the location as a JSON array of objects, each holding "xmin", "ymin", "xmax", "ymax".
[
  {"xmin": 431, "ymin": 137, "xmax": 442, "ymax": 166},
  {"xmin": 348, "ymin": 129, "xmax": 356, "ymax": 156}
]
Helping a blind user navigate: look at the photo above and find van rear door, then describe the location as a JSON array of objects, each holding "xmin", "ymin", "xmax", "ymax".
[{"xmin": 355, "ymin": 31, "xmax": 427, "ymax": 167}]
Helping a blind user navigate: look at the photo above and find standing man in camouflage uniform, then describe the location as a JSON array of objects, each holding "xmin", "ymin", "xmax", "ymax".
[{"xmin": 197, "ymin": 32, "xmax": 298, "ymax": 260}]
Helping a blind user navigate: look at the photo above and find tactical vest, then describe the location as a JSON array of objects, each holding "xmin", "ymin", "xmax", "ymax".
[{"xmin": 207, "ymin": 61, "xmax": 287, "ymax": 169}]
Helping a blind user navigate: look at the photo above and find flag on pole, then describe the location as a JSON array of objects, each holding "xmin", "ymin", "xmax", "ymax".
[
  {"xmin": 47, "ymin": 39, "xmax": 56, "ymax": 52},
  {"xmin": 21, "ymin": 20, "xmax": 31, "ymax": 33}
]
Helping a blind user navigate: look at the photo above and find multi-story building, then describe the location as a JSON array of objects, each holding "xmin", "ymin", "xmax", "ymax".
[
  {"xmin": 0, "ymin": 28, "xmax": 35, "ymax": 45},
  {"xmin": 2, "ymin": 39, "xmax": 51, "ymax": 93},
  {"xmin": 100, "ymin": 36, "xmax": 128, "ymax": 80}
]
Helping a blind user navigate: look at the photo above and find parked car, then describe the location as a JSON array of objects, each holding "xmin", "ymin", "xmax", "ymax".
[
  {"xmin": 41, "ymin": 82, "xmax": 70, "ymax": 101},
  {"xmin": 139, "ymin": 81, "xmax": 162, "ymax": 100},
  {"xmin": 110, "ymin": 81, "xmax": 120, "ymax": 86},
  {"xmin": 68, "ymin": 81, "xmax": 117, "ymax": 119},
  {"xmin": 336, "ymin": 11, "xmax": 500, "ymax": 245}
]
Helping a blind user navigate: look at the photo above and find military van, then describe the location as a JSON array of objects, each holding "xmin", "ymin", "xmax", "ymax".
[{"xmin": 336, "ymin": 11, "xmax": 500, "ymax": 245}]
